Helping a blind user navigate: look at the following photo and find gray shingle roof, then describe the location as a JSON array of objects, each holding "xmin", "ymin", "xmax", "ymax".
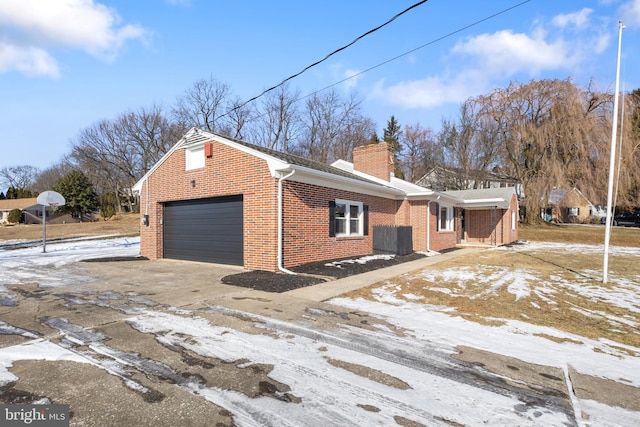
[{"xmin": 185, "ymin": 130, "xmax": 391, "ymax": 188}]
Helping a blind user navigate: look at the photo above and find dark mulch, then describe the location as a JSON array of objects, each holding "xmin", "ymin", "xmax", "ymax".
[
  {"xmin": 81, "ymin": 256, "xmax": 149, "ymax": 262},
  {"xmin": 221, "ymin": 252, "xmax": 428, "ymax": 293}
]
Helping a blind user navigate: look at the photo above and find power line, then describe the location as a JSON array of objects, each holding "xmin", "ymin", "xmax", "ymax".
[
  {"xmin": 302, "ymin": 0, "xmax": 532, "ymax": 100},
  {"xmin": 220, "ymin": 0, "xmax": 429, "ymax": 119},
  {"xmin": 222, "ymin": 0, "xmax": 531, "ymax": 121}
]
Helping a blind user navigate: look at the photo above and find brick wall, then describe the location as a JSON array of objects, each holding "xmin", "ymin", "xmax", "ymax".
[
  {"xmin": 139, "ymin": 140, "xmax": 279, "ymax": 271},
  {"xmin": 139, "ymin": 138, "xmax": 468, "ymax": 270},
  {"xmin": 429, "ymin": 202, "xmax": 457, "ymax": 252},
  {"xmin": 281, "ymin": 181, "xmax": 397, "ymax": 267},
  {"xmin": 352, "ymin": 142, "xmax": 394, "ymax": 182},
  {"xmin": 464, "ymin": 194, "xmax": 519, "ymax": 245},
  {"xmin": 465, "ymin": 210, "xmax": 496, "ymax": 244}
]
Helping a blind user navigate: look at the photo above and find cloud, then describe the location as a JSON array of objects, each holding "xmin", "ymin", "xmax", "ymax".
[
  {"xmin": 0, "ymin": 42, "xmax": 60, "ymax": 77},
  {"xmin": 371, "ymin": 8, "xmax": 611, "ymax": 110},
  {"xmin": 342, "ymin": 68, "xmax": 362, "ymax": 90},
  {"xmin": 552, "ymin": 8, "xmax": 593, "ymax": 29},
  {"xmin": 0, "ymin": 0, "xmax": 149, "ymax": 76},
  {"xmin": 620, "ymin": 0, "xmax": 640, "ymax": 25}
]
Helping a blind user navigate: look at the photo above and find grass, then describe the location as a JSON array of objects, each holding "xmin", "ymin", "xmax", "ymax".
[
  {"xmin": 519, "ymin": 221, "xmax": 640, "ymax": 248},
  {"xmin": 344, "ymin": 223, "xmax": 640, "ymax": 352},
  {"xmin": 0, "ymin": 213, "xmax": 140, "ymax": 242}
]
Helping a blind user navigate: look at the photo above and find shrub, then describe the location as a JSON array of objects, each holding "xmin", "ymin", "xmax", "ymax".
[{"xmin": 7, "ymin": 209, "xmax": 22, "ymax": 224}]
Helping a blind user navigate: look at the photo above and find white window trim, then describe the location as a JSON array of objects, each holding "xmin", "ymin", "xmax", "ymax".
[
  {"xmin": 511, "ymin": 210, "xmax": 517, "ymax": 231},
  {"xmin": 185, "ymin": 145, "xmax": 205, "ymax": 170},
  {"xmin": 438, "ymin": 204, "xmax": 454, "ymax": 232},
  {"xmin": 335, "ymin": 199, "xmax": 364, "ymax": 237}
]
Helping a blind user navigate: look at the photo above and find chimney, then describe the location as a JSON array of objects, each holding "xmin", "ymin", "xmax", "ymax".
[{"xmin": 352, "ymin": 142, "xmax": 394, "ymax": 182}]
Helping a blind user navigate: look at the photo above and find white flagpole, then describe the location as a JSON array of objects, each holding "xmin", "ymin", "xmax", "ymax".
[{"xmin": 603, "ymin": 21, "xmax": 624, "ymax": 284}]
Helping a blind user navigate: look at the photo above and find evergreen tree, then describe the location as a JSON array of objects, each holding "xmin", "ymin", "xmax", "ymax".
[
  {"xmin": 5, "ymin": 187, "xmax": 17, "ymax": 199},
  {"xmin": 54, "ymin": 170, "xmax": 98, "ymax": 222},
  {"xmin": 100, "ymin": 193, "xmax": 117, "ymax": 220},
  {"xmin": 0, "ymin": 192, "xmax": 5, "ymax": 200},
  {"xmin": 382, "ymin": 115, "xmax": 404, "ymax": 179}
]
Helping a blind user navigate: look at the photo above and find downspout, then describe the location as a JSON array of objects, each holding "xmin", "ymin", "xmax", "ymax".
[
  {"xmin": 426, "ymin": 201, "xmax": 431, "ymax": 252},
  {"xmin": 278, "ymin": 169, "xmax": 297, "ymax": 275}
]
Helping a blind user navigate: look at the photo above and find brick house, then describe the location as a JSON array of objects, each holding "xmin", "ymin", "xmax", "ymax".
[
  {"xmin": 132, "ymin": 128, "xmax": 518, "ymax": 272},
  {"xmin": 442, "ymin": 188, "xmax": 519, "ymax": 246}
]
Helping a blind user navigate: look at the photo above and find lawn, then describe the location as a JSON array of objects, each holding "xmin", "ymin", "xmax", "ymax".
[{"xmin": 345, "ymin": 223, "xmax": 640, "ymax": 352}]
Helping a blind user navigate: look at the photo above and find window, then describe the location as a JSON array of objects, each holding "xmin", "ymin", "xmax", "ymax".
[
  {"xmin": 568, "ymin": 207, "xmax": 580, "ymax": 217},
  {"xmin": 438, "ymin": 204, "xmax": 453, "ymax": 232},
  {"xmin": 511, "ymin": 210, "xmax": 517, "ymax": 231},
  {"xmin": 329, "ymin": 199, "xmax": 368, "ymax": 237},
  {"xmin": 185, "ymin": 145, "xmax": 205, "ymax": 170}
]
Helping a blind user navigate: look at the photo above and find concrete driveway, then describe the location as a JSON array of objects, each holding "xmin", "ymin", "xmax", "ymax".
[{"xmin": 1, "ymin": 250, "xmax": 637, "ymax": 426}]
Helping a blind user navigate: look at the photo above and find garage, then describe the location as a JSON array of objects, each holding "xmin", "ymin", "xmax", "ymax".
[{"xmin": 163, "ymin": 195, "xmax": 243, "ymax": 265}]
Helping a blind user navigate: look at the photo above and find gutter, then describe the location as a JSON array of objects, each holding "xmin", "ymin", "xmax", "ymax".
[{"xmin": 277, "ymin": 169, "xmax": 297, "ymax": 275}]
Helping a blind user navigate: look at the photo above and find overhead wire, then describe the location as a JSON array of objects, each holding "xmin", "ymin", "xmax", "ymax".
[
  {"xmin": 301, "ymin": 0, "xmax": 531, "ymax": 100},
  {"xmin": 220, "ymin": 0, "xmax": 531, "ymax": 120},
  {"xmin": 219, "ymin": 0, "xmax": 429, "ymax": 119}
]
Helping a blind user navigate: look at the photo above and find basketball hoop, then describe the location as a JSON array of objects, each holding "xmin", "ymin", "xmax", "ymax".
[{"xmin": 37, "ymin": 191, "xmax": 66, "ymax": 253}]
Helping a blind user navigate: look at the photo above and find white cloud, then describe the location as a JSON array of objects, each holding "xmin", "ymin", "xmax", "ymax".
[
  {"xmin": 620, "ymin": 0, "xmax": 640, "ymax": 25},
  {"xmin": 0, "ymin": 0, "xmax": 148, "ymax": 76},
  {"xmin": 371, "ymin": 9, "xmax": 612, "ymax": 111},
  {"xmin": 552, "ymin": 8, "xmax": 593, "ymax": 29},
  {"xmin": 0, "ymin": 42, "xmax": 60, "ymax": 78},
  {"xmin": 453, "ymin": 30, "xmax": 573, "ymax": 76},
  {"xmin": 342, "ymin": 68, "xmax": 361, "ymax": 90}
]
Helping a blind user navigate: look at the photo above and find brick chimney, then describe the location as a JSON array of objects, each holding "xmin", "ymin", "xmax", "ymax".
[{"xmin": 352, "ymin": 142, "xmax": 394, "ymax": 182}]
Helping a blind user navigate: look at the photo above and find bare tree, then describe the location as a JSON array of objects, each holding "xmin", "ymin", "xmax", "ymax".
[
  {"xmin": 331, "ymin": 115, "xmax": 376, "ymax": 162},
  {"xmin": 172, "ymin": 76, "xmax": 230, "ymax": 133},
  {"xmin": 438, "ymin": 99, "xmax": 504, "ymax": 189},
  {"xmin": 0, "ymin": 165, "xmax": 39, "ymax": 193},
  {"xmin": 220, "ymin": 95, "xmax": 255, "ymax": 140},
  {"xmin": 253, "ymin": 84, "xmax": 300, "ymax": 151},
  {"xmin": 32, "ymin": 160, "xmax": 74, "ymax": 193},
  {"xmin": 402, "ymin": 123, "xmax": 439, "ymax": 183},
  {"xmin": 71, "ymin": 105, "xmax": 180, "ymax": 212},
  {"xmin": 296, "ymin": 90, "xmax": 363, "ymax": 163}
]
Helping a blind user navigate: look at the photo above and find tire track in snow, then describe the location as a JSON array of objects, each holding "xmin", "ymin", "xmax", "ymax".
[{"xmin": 205, "ymin": 304, "xmax": 577, "ymax": 423}]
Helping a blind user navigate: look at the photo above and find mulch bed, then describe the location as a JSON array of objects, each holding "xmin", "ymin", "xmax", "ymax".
[{"xmin": 221, "ymin": 252, "xmax": 428, "ymax": 293}]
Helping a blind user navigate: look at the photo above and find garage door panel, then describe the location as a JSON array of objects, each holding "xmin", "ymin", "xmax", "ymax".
[{"xmin": 163, "ymin": 196, "xmax": 243, "ymax": 265}]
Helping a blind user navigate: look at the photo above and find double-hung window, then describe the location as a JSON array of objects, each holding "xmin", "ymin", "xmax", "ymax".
[
  {"xmin": 438, "ymin": 204, "xmax": 454, "ymax": 232},
  {"xmin": 330, "ymin": 199, "xmax": 367, "ymax": 237}
]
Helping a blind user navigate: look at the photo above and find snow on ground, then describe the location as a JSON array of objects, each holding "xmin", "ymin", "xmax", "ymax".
[
  {"xmin": 0, "ymin": 237, "xmax": 140, "ymax": 291},
  {"xmin": 0, "ymin": 238, "xmax": 639, "ymax": 426}
]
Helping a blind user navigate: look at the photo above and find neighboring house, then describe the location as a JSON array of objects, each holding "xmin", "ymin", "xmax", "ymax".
[
  {"xmin": 415, "ymin": 165, "xmax": 521, "ymax": 194},
  {"xmin": 0, "ymin": 198, "xmax": 40, "ymax": 224},
  {"xmin": 132, "ymin": 128, "xmax": 519, "ymax": 272},
  {"xmin": 544, "ymin": 188, "xmax": 593, "ymax": 224}
]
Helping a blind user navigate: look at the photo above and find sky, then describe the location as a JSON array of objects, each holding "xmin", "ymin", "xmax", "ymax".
[
  {"xmin": 1, "ymin": 0, "xmax": 640, "ymax": 172},
  {"xmin": 1, "ymin": 237, "xmax": 639, "ymax": 425}
]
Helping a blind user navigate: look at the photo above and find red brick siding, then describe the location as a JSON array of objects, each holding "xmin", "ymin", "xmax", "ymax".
[
  {"xmin": 464, "ymin": 195, "xmax": 519, "ymax": 245},
  {"xmin": 139, "ymin": 141, "xmax": 279, "ymax": 271},
  {"xmin": 465, "ymin": 210, "xmax": 497, "ymax": 244},
  {"xmin": 429, "ymin": 202, "xmax": 457, "ymax": 252},
  {"xmin": 352, "ymin": 142, "xmax": 394, "ymax": 182},
  {"xmin": 281, "ymin": 181, "xmax": 397, "ymax": 268}
]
